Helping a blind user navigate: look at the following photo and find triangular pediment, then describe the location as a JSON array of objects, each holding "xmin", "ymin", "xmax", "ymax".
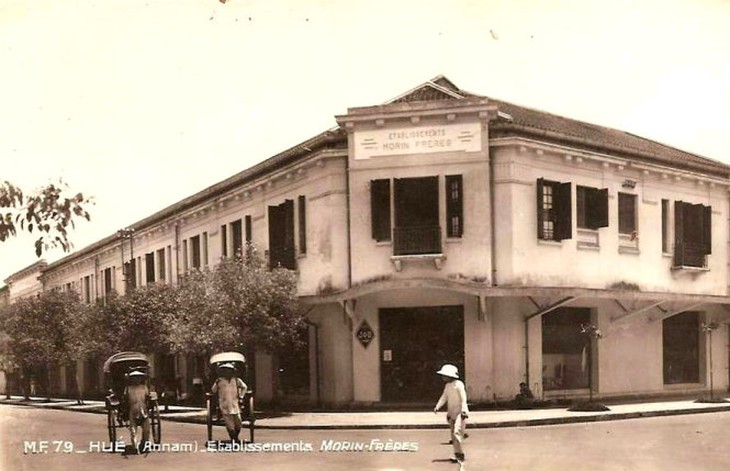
[{"xmin": 387, "ymin": 76, "xmax": 465, "ymax": 104}]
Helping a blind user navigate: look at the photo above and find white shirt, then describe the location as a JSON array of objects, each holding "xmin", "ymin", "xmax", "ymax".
[
  {"xmin": 212, "ymin": 377, "xmax": 247, "ymax": 415},
  {"xmin": 435, "ymin": 380, "xmax": 469, "ymax": 420}
]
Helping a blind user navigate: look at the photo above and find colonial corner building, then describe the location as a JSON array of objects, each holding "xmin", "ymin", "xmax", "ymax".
[{"xmin": 4, "ymin": 76, "xmax": 730, "ymax": 407}]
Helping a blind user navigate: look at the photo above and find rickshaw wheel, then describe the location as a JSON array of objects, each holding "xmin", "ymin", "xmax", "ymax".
[
  {"xmin": 107, "ymin": 408, "xmax": 117, "ymax": 444},
  {"xmin": 150, "ymin": 402, "xmax": 162, "ymax": 444},
  {"xmin": 247, "ymin": 395, "xmax": 255, "ymax": 443},
  {"xmin": 206, "ymin": 397, "xmax": 213, "ymax": 442}
]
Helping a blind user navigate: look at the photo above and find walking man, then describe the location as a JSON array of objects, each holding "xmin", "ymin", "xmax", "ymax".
[
  {"xmin": 434, "ymin": 364, "xmax": 469, "ymax": 463},
  {"xmin": 211, "ymin": 362, "xmax": 248, "ymax": 441}
]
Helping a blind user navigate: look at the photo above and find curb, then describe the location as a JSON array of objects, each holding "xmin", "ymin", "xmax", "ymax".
[{"xmin": 3, "ymin": 400, "xmax": 730, "ymax": 430}]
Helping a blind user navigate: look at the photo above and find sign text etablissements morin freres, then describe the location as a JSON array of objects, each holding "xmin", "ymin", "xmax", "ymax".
[{"xmin": 354, "ymin": 123, "xmax": 481, "ymax": 160}]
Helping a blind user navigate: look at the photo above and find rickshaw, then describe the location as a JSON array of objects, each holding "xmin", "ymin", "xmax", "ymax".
[
  {"xmin": 206, "ymin": 351, "xmax": 256, "ymax": 442},
  {"xmin": 103, "ymin": 351, "xmax": 162, "ymax": 446}
]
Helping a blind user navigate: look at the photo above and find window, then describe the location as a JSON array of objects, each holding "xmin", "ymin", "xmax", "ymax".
[
  {"xmin": 104, "ymin": 267, "xmax": 113, "ymax": 295},
  {"xmin": 394, "ymin": 177, "xmax": 440, "ymax": 255},
  {"xmin": 157, "ymin": 249, "xmax": 166, "ymax": 281},
  {"xmin": 182, "ymin": 240, "xmax": 188, "ymax": 272},
  {"xmin": 268, "ymin": 200, "xmax": 295, "ymax": 269},
  {"xmin": 663, "ymin": 312, "xmax": 699, "ymax": 384},
  {"xmin": 245, "ymin": 215, "xmax": 252, "ymax": 244},
  {"xmin": 536, "ymin": 178, "xmax": 571, "ymax": 241},
  {"xmin": 542, "ymin": 308, "xmax": 591, "ymax": 390},
  {"xmin": 202, "ymin": 232, "xmax": 209, "ymax": 267},
  {"xmin": 83, "ymin": 275, "xmax": 91, "ymax": 303},
  {"xmin": 371, "ymin": 179, "xmax": 391, "ymax": 242},
  {"xmin": 231, "ymin": 219, "xmax": 243, "ymax": 259},
  {"xmin": 221, "ymin": 224, "xmax": 228, "ymax": 258},
  {"xmin": 618, "ymin": 193, "xmax": 637, "ymax": 235},
  {"xmin": 298, "ymin": 195, "xmax": 307, "ymax": 254},
  {"xmin": 576, "ymin": 186, "xmax": 608, "ymax": 230},
  {"xmin": 190, "ymin": 235, "xmax": 201, "ymax": 269},
  {"xmin": 145, "ymin": 252, "xmax": 155, "ymax": 283},
  {"xmin": 661, "ymin": 199, "xmax": 670, "ymax": 253},
  {"xmin": 124, "ymin": 259, "xmax": 137, "ymax": 291},
  {"xmin": 446, "ymin": 175, "xmax": 463, "ymax": 238},
  {"xmin": 674, "ymin": 201, "xmax": 711, "ymax": 268}
]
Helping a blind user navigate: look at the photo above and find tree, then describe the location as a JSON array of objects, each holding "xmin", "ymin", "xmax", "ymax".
[
  {"xmin": 0, "ymin": 180, "xmax": 92, "ymax": 256},
  {"xmin": 169, "ymin": 246, "xmax": 305, "ymax": 357},
  {"xmin": 83, "ymin": 284, "xmax": 179, "ymax": 356},
  {"xmin": 3, "ymin": 290, "xmax": 87, "ymax": 399}
]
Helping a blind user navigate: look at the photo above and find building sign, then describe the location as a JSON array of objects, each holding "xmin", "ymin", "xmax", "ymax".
[
  {"xmin": 356, "ymin": 320, "xmax": 375, "ymax": 348},
  {"xmin": 354, "ymin": 122, "xmax": 481, "ymax": 160}
]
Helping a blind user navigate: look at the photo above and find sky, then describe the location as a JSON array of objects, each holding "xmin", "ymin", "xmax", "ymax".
[{"xmin": 1, "ymin": 0, "xmax": 729, "ymax": 283}]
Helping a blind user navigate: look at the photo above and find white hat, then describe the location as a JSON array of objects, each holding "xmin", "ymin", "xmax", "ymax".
[
  {"xmin": 128, "ymin": 370, "xmax": 146, "ymax": 377},
  {"xmin": 219, "ymin": 363, "xmax": 235, "ymax": 369},
  {"xmin": 436, "ymin": 364, "xmax": 459, "ymax": 379}
]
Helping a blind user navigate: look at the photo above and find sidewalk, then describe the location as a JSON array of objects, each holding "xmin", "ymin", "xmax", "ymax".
[{"xmin": 2, "ymin": 395, "xmax": 730, "ymax": 430}]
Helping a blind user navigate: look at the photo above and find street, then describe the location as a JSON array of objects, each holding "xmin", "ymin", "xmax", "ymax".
[{"xmin": 2, "ymin": 406, "xmax": 730, "ymax": 471}]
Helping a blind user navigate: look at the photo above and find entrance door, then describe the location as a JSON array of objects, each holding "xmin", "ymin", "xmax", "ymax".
[{"xmin": 380, "ymin": 306, "xmax": 464, "ymax": 403}]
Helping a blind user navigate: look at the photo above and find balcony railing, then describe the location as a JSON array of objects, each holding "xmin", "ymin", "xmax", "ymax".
[
  {"xmin": 673, "ymin": 242, "xmax": 707, "ymax": 268},
  {"xmin": 393, "ymin": 225, "xmax": 442, "ymax": 256}
]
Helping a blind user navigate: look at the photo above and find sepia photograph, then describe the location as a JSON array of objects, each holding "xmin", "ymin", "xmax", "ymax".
[{"xmin": 1, "ymin": 1, "xmax": 730, "ymax": 469}]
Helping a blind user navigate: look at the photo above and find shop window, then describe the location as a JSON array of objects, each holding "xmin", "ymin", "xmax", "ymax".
[
  {"xmin": 663, "ymin": 312, "xmax": 699, "ymax": 384},
  {"xmin": 278, "ymin": 326, "xmax": 310, "ymax": 397},
  {"xmin": 371, "ymin": 179, "xmax": 391, "ymax": 242},
  {"xmin": 536, "ymin": 178, "xmax": 571, "ymax": 241},
  {"xmin": 576, "ymin": 186, "xmax": 609, "ymax": 230},
  {"xmin": 542, "ymin": 307, "xmax": 590, "ymax": 390},
  {"xmin": 618, "ymin": 193, "xmax": 637, "ymax": 235},
  {"xmin": 674, "ymin": 201, "xmax": 711, "ymax": 268},
  {"xmin": 446, "ymin": 175, "xmax": 463, "ymax": 238}
]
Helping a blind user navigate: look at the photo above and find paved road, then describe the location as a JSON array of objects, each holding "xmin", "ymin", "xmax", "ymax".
[{"xmin": 2, "ymin": 405, "xmax": 730, "ymax": 470}]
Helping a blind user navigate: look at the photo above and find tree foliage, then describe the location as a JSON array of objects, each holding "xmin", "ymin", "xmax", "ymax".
[
  {"xmin": 2, "ymin": 290, "xmax": 90, "ymax": 398},
  {"xmin": 83, "ymin": 284, "xmax": 179, "ymax": 357},
  {"xmin": 0, "ymin": 180, "xmax": 92, "ymax": 256},
  {"xmin": 169, "ymin": 248, "xmax": 305, "ymax": 355}
]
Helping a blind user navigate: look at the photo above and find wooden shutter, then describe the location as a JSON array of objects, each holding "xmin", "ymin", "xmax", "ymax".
[
  {"xmin": 536, "ymin": 178, "xmax": 545, "ymax": 239},
  {"xmin": 703, "ymin": 205, "xmax": 712, "ymax": 255},
  {"xmin": 371, "ymin": 179, "xmax": 391, "ymax": 241},
  {"xmin": 593, "ymin": 188, "xmax": 609, "ymax": 228},
  {"xmin": 554, "ymin": 181, "xmax": 572, "ymax": 241},
  {"xmin": 298, "ymin": 195, "xmax": 307, "ymax": 254},
  {"xmin": 674, "ymin": 201, "xmax": 685, "ymax": 266},
  {"xmin": 446, "ymin": 175, "xmax": 463, "ymax": 238}
]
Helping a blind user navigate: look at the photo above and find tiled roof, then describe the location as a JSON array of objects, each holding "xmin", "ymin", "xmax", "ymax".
[{"xmin": 487, "ymin": 97, "xmax": 729, "ymax": 176}]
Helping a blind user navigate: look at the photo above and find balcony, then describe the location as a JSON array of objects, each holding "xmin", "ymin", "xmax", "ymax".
[
  {"xmin": 673, "ymin": 242, "xmax": 707, "ymax": 269},
  {"xmin": 393, "ymin": 225, "xmax": 442, "ymax": 256},
  {"xmin": 391, "ymin": 225, "xmax": 445, "ymax": 271}
]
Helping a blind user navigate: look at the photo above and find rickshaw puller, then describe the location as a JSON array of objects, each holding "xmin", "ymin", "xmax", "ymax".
[
  {"xmin": 211, "ymin": 362, "xmax": 248, "ymax": 441},
  {"xmin": 125, "ymin": 370, "xmax": 151, "ymax": 451}
]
